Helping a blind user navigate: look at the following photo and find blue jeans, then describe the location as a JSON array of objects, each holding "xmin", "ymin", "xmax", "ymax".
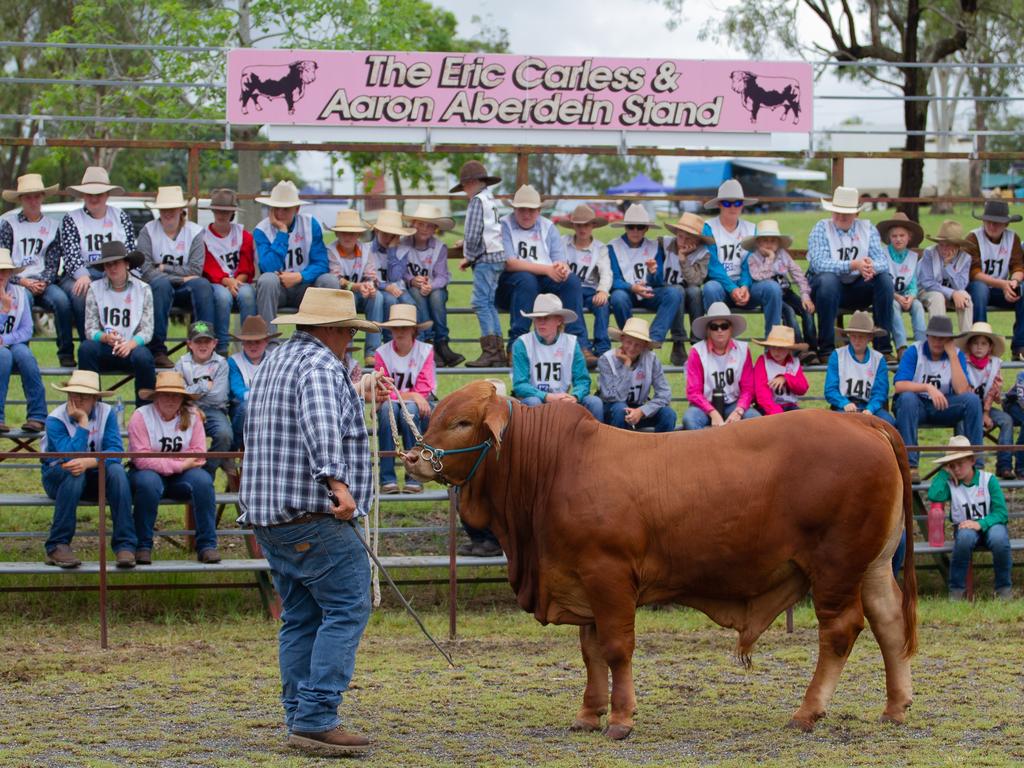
[
  {"xmin": 377, "ymin": 400, "xmax": 431, "ymax": 485},
  {"xmin": 200, "ymin": 405, "xmax": 232, "ymax": 476},
  {"xmin": 890, "ymin": 297, "xmax": 926, "ymax": 350},
  {"xmin": 608, "ymin": 287, "xmax": 682, "ymax": 344},
  {"xmin": 42, "ymin": 462, "xmax": 134, "ymax": 554},
  {"xmin": 682, "ymin": 401, "xmax": 761, "ymax": 430},
  {"xmin": 1003, "ymin": 399, "xmax": 1024, "ymax": 473},
  {"xmin": 780, "ymin": 287, "xmax": 817, "ymax": 348},
  {"xmin": 253, "ymin": 517, "xmax": 371, "ymax": 734},
  {"xmin": 582, "ymin": 286, "xmax": 612, "ymax": 353},
  {"xmin": 210, "ymin": 282, "xmax": 256, "ymax": 352},
  {"xmin": 470, "ymin": 261, "xmax": 505, "ymax": 337},
  {"xmin": 968, "ymin": 280, "xmax": 1024, "ymax": 349},
  {"xmin": 670, "ymin": 284, "xmax": 703, "ymax": 343},
  {"xmin": 498, "ymin": 271, "xmax": 591, "ymax": 350},
  {"xmin": 0, "ymin": 342, "xmax": 46, "ymax": 423},
  {"xmin": 148, "ymin": 274, "xmax": 216, "ymax": 356},
  {"xmin": 77, "ymin": 340, "xmax": 156, "ymax": 407},
  {"xmin": 409, "ymin": 287, "xmax": 450, "ymax": 343},
  {"xmin": 129, "ymin": 467, "xmax": 217, "ymax": 553},
  {"xmin": 604, "ymin": 401, "xmax": 676, "ymax": 432},
  {"xmin": 521, "ymin": 394, "xmax": 603, "ymax": 420},
  {"xmin": 950, "ymin": 523, "xmax": 1012, "ymax": 591},
  {"xmin": 702, "ymin": 279, "xmax": 782, "ymax": 331},
  {"xmin": 61, "ymin": 269, "xmax": 104, "ymax": 341},
  {"xmin": 28, "ymin": 283, "xmax": 75, "ymax": 360},
  {"xmin": 811, "ymin": 271, "xmax": 894, "ymax": 357},
  {"xmin": 230, "ymin": 399, "xmax": 248, "ymax": 450},
  {"xmin": 986, "ymin": 408, "xmax": 1015, "ymax": 474},
  {"xmin": 894, "ymin": 391, "xmax": 983, "ymax": 468},
  {"xmin": 829, "ymin": 404, "xmax": 896, "ymax": 426}
]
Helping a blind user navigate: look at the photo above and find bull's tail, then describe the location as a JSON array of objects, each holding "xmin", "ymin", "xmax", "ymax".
[{"xmin": 878, "ymin": 418, "xmax": 918, "ymax": 658}]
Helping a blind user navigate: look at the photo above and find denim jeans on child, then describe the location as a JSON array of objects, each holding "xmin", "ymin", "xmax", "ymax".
[
  {"xmin": 0, "ymin": 342, "xmax": 47, "ymax": 423},
  {"xmin": 470, "ymin": 261, "xmax": 505, "ymax": 338},
  {"xmin": 683, "ymin": 401, "xmax": 760, "ymax": 430},
  {"xmin": 211, "ymin": 282, "xmax": 257, "ymax": 352},
  {"xmin": 890, "ymin": 297, "xmax": 926, "ymax": 350},
  {"xmin": 129, "ymin": 467, "xmax": 218, "ymax": 553},
  {"xmin": 949, "ymin": 523, "xmax": 1012, "ymax": 592},
  {"xmin": 43, "ymin": 462, "xmax": 134, "ymax": 555},
  {"xmin": 377, "ymin": 399, "xmax": 431, "ymax": 486}
]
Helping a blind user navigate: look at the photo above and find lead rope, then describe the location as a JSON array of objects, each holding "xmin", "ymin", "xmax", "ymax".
[{"xmin": 358, "ymin": 373, "xmax": 382, "ymax": 607}]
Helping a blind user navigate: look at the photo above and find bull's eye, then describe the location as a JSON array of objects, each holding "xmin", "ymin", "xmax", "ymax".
[{"xmin": 451, "ymin": 420, "xmax": 472, "ymax": 430}]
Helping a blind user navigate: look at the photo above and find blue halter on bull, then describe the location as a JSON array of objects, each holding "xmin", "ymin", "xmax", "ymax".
[{"xmin": 405, "ymin": 380, "xmax": 918, "ymax": 739}]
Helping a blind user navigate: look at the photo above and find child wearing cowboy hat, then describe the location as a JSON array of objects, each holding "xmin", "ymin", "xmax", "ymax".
[
  {"xmin": 878, "ymin": 212, "xmax": 927, "ymax": 357},
  {"xmin": 374, "ymin": 304, "xmax": 437, "ymax": 494},
  {"xmin": 175, "ymin": 320, "xmax": 233, "ymax": 480},
  {"xmin": 597, "ymin": 317, "xmax": 675, "ymax": 432},
  {"xmin": 958, "ymin": 321, "xmax": 1014, "ymax": 479},
  {"xmin": 927, "ymin": 435, "xmax": 1013, "ymax": 600},
  {"xmin": 395, "ymin": 203, "xmax": 464, "ymax": 368},
  {"xmin": 228, "ymin": 316, "xmax": 281, "ymax": 450},
  {"xmin": 661, "ymin": 212, "xmax": 714, "ymax": 366},
  {"xmin": 560, "ymin": 204, "xmax": 613, "ymax": 359},
  {"xmin": 965, "ymin": 199, "xmax": 1024, "ymax": 357},
  {"xmin": 752, "ymin": 325, "xmax": 809, "ymax": 415},
  {"xmin": 511, "ymin": 293, "xmax": 603, "ymax": 420},
  {"xmin": 823, "ymin": 310, "xmax": 895, "ymax": 425},
  {"xmin": 918, "ymin": 220, "xmax": 975, "ymax": 335},
  {"xmin": 369, "ymin": 210, "xmax": 417, "ymax": 338},
  {"xmin": 41, "ymin": 370, "xmax": 135, "ymax": 569},
  {"xmin": 0, "ymin": 248, "xmax": 47, "ymax": 433}
]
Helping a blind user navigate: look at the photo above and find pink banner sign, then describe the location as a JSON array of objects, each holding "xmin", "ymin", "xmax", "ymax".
[{"xmin": 227, "ymin": 50, "xmax": 812, "ymax": 133}]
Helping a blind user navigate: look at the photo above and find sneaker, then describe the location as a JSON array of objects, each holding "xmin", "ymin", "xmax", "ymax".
[
  {"xmin": 995, "ymin": 586, "xmax": 1013, "ymax": 600},
  {"xmin": 115, "ymin": 550, "xmax": 136, "ymax": 569},
  {"xmin": 288, "ymin": 726, "xmax": 370, "ymax": 756},
  {"xmin": 198, "ymin": 548, "xmax": 222, "ymax": 564},
  {"xmin": 402, "ymin": 480, "xmax": 423, "ymax": 494},
  {"xmin": 45, "ymin": 544, "xmax": 81, "ymax": 569},
  {"xmin": 153, "ymin": 352, "xmax": 175, "ymax": 369},
  {"xmin": 380, "ymin": 482, "xmax": 400, "ymax": 495}
]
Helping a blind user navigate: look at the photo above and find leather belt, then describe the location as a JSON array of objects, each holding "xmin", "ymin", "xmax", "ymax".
[{"xmin": 269, "ymin": 512, "xmax": 334, "ymax": 527}]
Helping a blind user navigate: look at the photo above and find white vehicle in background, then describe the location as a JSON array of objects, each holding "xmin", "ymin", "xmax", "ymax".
[{"xmin": 6, "ymin": 198, "xmax": 214, "ymax": 237}]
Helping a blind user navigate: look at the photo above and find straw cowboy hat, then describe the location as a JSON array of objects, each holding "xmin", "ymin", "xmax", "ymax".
[
  {"xmin": 927, "ymin": 219, "xmax": 974, "ymax": 251},
  {"xmin": 692, "ymin": 301, "xmax": 747, "ymax": 339},
  {"xmin": 371, "ymin": 209, "xmax": 415, "ymax": 237},
  {"xmin": 740, "ymin": 219, "xmax": 793, "ymax": 251},
  {"xmin": 404, "ymin": 203, "xmax": 455, "ymax": 232},
  {"xmin": 65, "ymin": 166, "xmax": 125, "ymax": 197},
  {"xmin": 520, "ymin": 293, "xmax": 577, "ymax": 323},
  {"xmin": 510, "ymin": 185, "xmax": 545, "ymax": 210},
  {"xmin": 230, "ymin": 315, "xmax": 281, "ymax": 342},
  {"xmin": 377, "ymin": 303, "xmax": 432, "ymax": 331},
  {"xmin": 91, "ymin": 241, "xmax": 145, "ymax": 269},
  {"xmin": 145, "ymin": 186, "xmax": 195, "ymax": 211},
  {"xmin": 557, "ymin": 204, "xmax": 607, "ymax": 229},
  {"xmin": 753, "ymin": 324, "xmax": 808, "ymax": 352},
  {"xmin": 973, "ymin": 199, "xmax": 1022, "ymax": 224},
  {"xmin": 139, "ymin": 371, "xmax": 202, "ymax": 402},
  {"xmin": 202, "ymin": 188, "xmax": 240, "ymax": 212},
  {"xmin": 609, "ymin": 317, "xmax": 660, "ymax": 347},
  {"xmin": 2, "ymin": 173, "xmax": 59, "ymax": 203},
  {"xmin": 664, "ymin": 212, "xmax": 714, "ymax": 243},
  {"xmin": 821, "ymin": 186, "xmax": 867, "ymax": 214},
  {"xmin": 931, "ymin": 435, "xmax": 978, "ymax": 467},
  {"xmin": 329, "ymin": 209, "xmax": 370, "ymax": 233},
  {"xmin": 704, "ymin": 179, "xmax": 758, "ymax": 211},
  {"xmin": 876, "ymin": 212, "xmax": 924, "ymax": 248},
  {"xmin": 957, "ymin": 321, "xmax": 1006, "ymax": 358},
  {"xmin": 836, "ymin": 310, "xmax": 887, "ymax": 339},
  {"xmin": 255, "ymin": 180, "xmax": 308, "ymax": 208},
  {"xmin": 0, "ymin": 248, "xmax": 26, "ymax": 274},
  {"xmin": 272, "ymin": 287, "xmax": 379, "ymax": 332},
  {"xmin": 449, "ymin": 160, "xmax": 501, "ymax": 193},
  {"xmin": 52, "ymin": 370, "xmax": 115, "ymax": 398},
  {"xmin": 610, "ymin": 203, "xmax": 655, "ymax": 228}
]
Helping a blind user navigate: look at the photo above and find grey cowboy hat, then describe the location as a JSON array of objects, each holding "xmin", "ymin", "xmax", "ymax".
[
  {"xmin": 972, "ymin": 199, "xmax": 1022, "ymax": 224},
  {"xmin": 92, "ymin": 241, "xmax": 145, "ymax": 269}
]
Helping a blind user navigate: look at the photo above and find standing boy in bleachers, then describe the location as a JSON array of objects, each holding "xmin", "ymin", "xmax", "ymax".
[{"xmin": 174, "ymin": 321, "xmax": 232, "ymax": 481}]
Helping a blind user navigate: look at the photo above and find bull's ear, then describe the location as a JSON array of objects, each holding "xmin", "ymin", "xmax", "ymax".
[{"xmin": 482, "ymin": 393, "xmax": 509, "ymax": 452}]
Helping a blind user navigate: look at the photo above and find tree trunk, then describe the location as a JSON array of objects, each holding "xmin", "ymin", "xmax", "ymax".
[
  {"xmin": 898, "ymin": 68, "xmax": 927, "ymax": 221},
  {"xmin": 237, "ymin": 131, "xmax": 262, "ymax": 230},
  {"xmin": 969, "ymin": 103, "xmax": 987, "ymax": 198}
]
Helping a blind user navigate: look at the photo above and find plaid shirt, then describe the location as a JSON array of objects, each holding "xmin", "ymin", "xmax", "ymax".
[
  {"xmin": 807, "ymin": 218, "xmax": 888, "ymax": 276},
  {"xmin": 237, "ymin": 331, "xmax": 371, "ymax": 527},
  {"xmin": 463, "ymin": 190, "xmax": 505, "ymax": 264}
]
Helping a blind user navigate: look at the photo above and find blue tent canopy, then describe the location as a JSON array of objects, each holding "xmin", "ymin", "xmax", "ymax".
[{"xmin": 606, "ymin": 173, "xmax": 669, "ymax": 195}]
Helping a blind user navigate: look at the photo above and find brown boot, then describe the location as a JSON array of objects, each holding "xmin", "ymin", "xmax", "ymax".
[
  {"xmin": 466, "ymin": 336, "xmax": 498, "ymax": 368},
  {"xmin": 45, "ymin": 544, "xmax": 81, "ymax": 569},
  {"xmin": 582, "ymin": 347, "xmax": 599, "ymax": 370},
  {"xmin": 288, "ymin": 726, "xmax": 370, "ymax": 755},
  {"xmin": 493, "ymin": 336, "xmax": 510, "ymax": 366},
  {"xmin": 670, "ymin": 340, "xmax": 688, "ymax": 366}
]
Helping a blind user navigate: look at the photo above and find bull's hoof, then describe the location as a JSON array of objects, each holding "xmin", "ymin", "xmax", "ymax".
[
  {"xmin": 786, "ymin": 717, "xmax": 817, "ymax": 733},
  {"xmin": 570, "ymin": 718, "xmax": 602, "ymax": 733},
  {"xmin": 879, "ymin": 712, "xmax": 907, "ymax": 725},
  {"xmin": 604, "ymin": 723, "xmax": 633, "ymax": 740}
]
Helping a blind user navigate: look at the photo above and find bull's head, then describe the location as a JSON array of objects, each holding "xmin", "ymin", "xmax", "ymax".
[
  {"xmin": 299, "ymin": 60, "xmax": 319, "ymax": 84},
  {"xmin": 730, "ymin": 70, "xmax": 751, "ymax": 93},
  {"xmin": 404, "ymin": 380, "xmax": 510, "ymax": 487}
]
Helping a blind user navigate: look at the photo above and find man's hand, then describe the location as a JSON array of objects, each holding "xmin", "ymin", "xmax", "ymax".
[
  {"xmin": 624, "ymin": 407, "xmax": 643, "ymax": 426},
  {"xmin": 851, "ymin": 257, "xmax": 875, "ymax": 280},
  {"xmin": 843, "ymin": 402, "xmax": 859, "ymax": 413},
  {"xmin": 327, "ymin": 480, "xmax": 357, "ymax": 520},
  {"xmin": 952, "ymin": 290, "xmax": 970, "ymax": 311},
  {"xmin": 592, "ymin": 290, "xmax": 609, "ymax": 307},
  {"xmin": 984, "ymin": 412, "xmax": 994, "ymax": 430},
  {"xmin": 458, "ymin": 258, "xmax": 472, "ymax": 272},
  {"xmin": 927, "ymin": 384, "xmax": 949, "ymax": 410},
  {"xmin": 62, "ymin": 457, "xmax": 99, "ymax": 476},
  {"xmin": 278, "ymin": 271, "xmax": 303, "ymax": 289}
]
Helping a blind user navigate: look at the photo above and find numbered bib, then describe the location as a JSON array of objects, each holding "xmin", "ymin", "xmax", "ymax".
[
  {"xmin": 256, "ymin": 213, "xmax": 313, "ymax": 272},
  {"xmin": 707, "ymin": 217, "xmax": 754, "ymax": 280},
  {"xmin": 948, "ymin": 471, "xmax": 993, "ymax": 525},
  {"xmin": 376, "ymin": 340, "xmax": 432, "ymax": 394},
  {"xmin": 139, "ymin": 403, "xmax": 196, "ymax": 454},
  {"xmin": 90, "ymin": 278, "xmax": 147, "ymax": 338},
  {"xmin": 205, "ymin": 222, "xmax": 244, "ymax": 274},
  {"xmin": 67, "ymin": 206, "xmax": 129, "ymax": 264},
  {"xmin": 522, "ymin": 331, "xmax": 576, "ymax": 394},
  {"xmin": 145, "ymin": 219, "xmax": 203, "ymax": 268}
]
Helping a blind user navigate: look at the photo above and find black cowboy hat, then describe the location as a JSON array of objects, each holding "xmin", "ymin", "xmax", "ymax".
[{"xmin": 972, "ymin": 199, "xmax": 1022, "ymax": 224}]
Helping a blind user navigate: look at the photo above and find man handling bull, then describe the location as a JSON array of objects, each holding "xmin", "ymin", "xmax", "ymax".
[{"xmin": 238, "ymin": 287, "xmax": 382, "ymax": 757}]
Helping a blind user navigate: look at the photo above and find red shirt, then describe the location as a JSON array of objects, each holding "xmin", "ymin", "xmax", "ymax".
[{"xmin": 203, "ymin": 223, "xmax": 256, "ymax": 284}]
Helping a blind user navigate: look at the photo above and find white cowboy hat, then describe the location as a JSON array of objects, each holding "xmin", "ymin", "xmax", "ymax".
[
  {"xmin": 557, "ymin": 204, "xmax": 608, "ymax": 229},
  {"xmin": 510, "ymin": 184, "xmax": 545, "ymax": 210},
  {"xmin": 255, "ymin": 180, "xmax": 309, "ymax": 208},
  {"xmin": 51, "ymin": 370, "xmax": 115, "ymax": 398},
  {"xmin": 610, "ymin": 203, "xmax": 655, "ymax": 228},
  {"xmin": 371, "ymin": 209, "xmax": 415, "ymax": 237},
  {"xmin": 272, "ymin": 288, "xmax": 379, "ymax": 332},
  {"xmin": 329, "ymin": 209, "xmax": 370, "ymax": 233},
  {"xmin": 692, "ymin": 301, "xmax": 747, "ymax": 339},
  {"xmin": 65, "ymin": 166, "xmax": 125, "ymax": 196},
  {"xmin": 609, "ymin": 317, "xmax": 660, "ymax": 347},
  {"xmin": 740, "ymin": 219, "xmax": 794, "ymax": 252},
  {"xmin": 138, "ymin": 371, "xmax": 202, "ymax": 402},
  {"xmin": 145, "ymin": 186, "xmax": 195, "ymax": 211},
  {"xmin": 957, "ymin": 321, "xmax": 1006, "ymax": 358},
  {"xmin": 520, "ymin": 293, "xmax": 577, "ymax": 323},
  {"xmin": 376, "ymin": 303, "xmax": 432, "ymax": 331},
  {"xmin": 821, "ymin": 186, "xmax": 867, "ymax": 214},
  {"xmin": 752, "ymin": 324, "xmax": 808, "ymax": 352},
  {"xmin": 704, "ymin": 179, "xmax": 758, "ymax": 211},
  {"xmin": 0, "ymin": 248, "xmax": 26, "ymax": 274},
  {"xmin": 2, "ymin": 173, "xmax": 59, "ymax": 203},
  {"xmin": 404, "ymin": 203, "xmax": 455, "ymax": 232},
  {"xmin": 931, "ymin": 435, "xmax": 978, "ymax": 467},
  {"xmin": 664, "ymin": 212, "xmax": 714, "ymax": 243}
]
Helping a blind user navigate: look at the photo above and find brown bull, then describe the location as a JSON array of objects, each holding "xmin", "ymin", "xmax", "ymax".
[{"xmin": 405, "ymin": 381, "xmax": 917, "ymax": 739}]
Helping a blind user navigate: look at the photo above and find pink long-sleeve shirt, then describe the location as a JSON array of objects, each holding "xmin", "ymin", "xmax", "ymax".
[
  {"xmin": 753, "ymin": 353, "xmax": 809, "ymax": 415},
  {"xmin": 127, "ymin": 406, "xmax": 208, "ymax": 475},
  {"xmin": 685, "ymin": 340, "xmax": 755, "ymax": 413},
  {"xmin": 374, "ymin": 343, "xmax": 436, "ymax": 400}
]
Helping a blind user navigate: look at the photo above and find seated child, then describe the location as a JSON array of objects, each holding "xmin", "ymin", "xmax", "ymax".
[
  {"xmin": 597, "ymin": 317, "xmax": 675, "ymax": 432},
  {"xmin": 661, "ymin": 212, "xmax": 713, "ymax": 365},
  {"xmin": 918, "ymin": 220, "xmax": 974, "ymax": 333},
  {"xmin": 878, "ymin": 212, "xmax": 926, "ymax": 356},
  {"xmin": 928, "ymin": 435, "xmax": 1013, "ymax": 600},
  {"xmin": 174, "ymin": 321, "xmax": 232, "ymax": 479},
  {"xmin": 0, "ymin": 248, "xmax": 46, "ymax": 432},
  {"xmin": 752, "ymin": 325, "xmax": 809, "ymax": 415},
  {"xmin": 959, "ymin": 321, "xmax": 1013, "ymax": 480},
  {"xmin": 823, "ymin": 310, "xmax": 894, "ymax": 425},
  {"xmin": 227, "ymin": 315, "xmax": 279, "ymax": 450}
]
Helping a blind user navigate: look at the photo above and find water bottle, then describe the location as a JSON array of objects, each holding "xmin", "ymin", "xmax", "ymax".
[
  {"xmin": 711, "ymin": 387, "xmax": 726, "ymax": 419},
  {"xmin": 114, "ymin": 396, "xmax": 125, "ymax": 431},
  {"xmin": 928, "ymin": 502, "xmax": 946, "ymax": 547}
]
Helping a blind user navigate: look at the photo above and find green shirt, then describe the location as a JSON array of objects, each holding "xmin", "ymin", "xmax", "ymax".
[{"xmin": 927, "ymin": 468, "xmax": 1008, "ymax": 532}]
